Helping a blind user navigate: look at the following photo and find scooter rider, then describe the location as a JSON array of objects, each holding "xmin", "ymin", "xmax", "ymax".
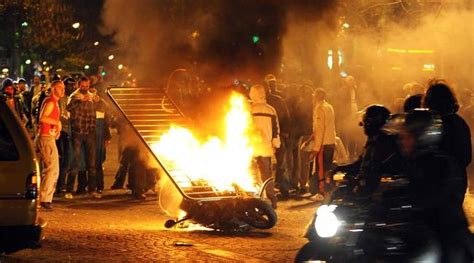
[
  {"xmin": 392, "ymin": 109, "xmax": 473, "ymax": 262},
  {"xmin": 331, "ymin": 105, "xmax": 400, "ymax": 196}
]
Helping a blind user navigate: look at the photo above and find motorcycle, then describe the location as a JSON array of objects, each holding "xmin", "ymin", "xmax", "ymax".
[
  {"xmin": 295, "ymin": 173, "xmax": 450, "ymax": 262},
  {"xmin": 163, "ymin": 178, "xmax": 277, "ymax": 231}
]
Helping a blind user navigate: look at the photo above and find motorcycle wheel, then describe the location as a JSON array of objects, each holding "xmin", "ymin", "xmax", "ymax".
[{"xmin": 240, "ymin": 199, "xmax": 277, "ymax": 229}]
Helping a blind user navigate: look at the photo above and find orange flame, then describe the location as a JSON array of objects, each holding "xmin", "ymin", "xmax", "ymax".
[{"xmin": 151, "ymin": 93, "xmax": 257, "ymax": 192}]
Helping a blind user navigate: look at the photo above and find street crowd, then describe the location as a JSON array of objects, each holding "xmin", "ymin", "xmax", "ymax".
[
  {"xmin": 2, "ymin": 71, "xmax": 474, "ymax": 258},
  {"xmin": 241, "ymin": 74, "xmax": 473, "ymax": 260},
  {"xmin": 1, "ymin": 75, "xmax": 154, "ymax": 211}
]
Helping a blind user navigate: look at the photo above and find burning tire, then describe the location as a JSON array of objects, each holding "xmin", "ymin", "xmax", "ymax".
[{"xmin": 239, "ymin": 198, "xmax": 277, "ymax": 229}]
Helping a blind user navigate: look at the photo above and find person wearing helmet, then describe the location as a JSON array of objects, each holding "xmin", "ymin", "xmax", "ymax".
[
  {"xmin": 331, "ymin": 105, "xmax": 400, "ymax": 196},
  {"xmin": 393, "ymin": 109, "xmax": 473, "ymax": 262}
]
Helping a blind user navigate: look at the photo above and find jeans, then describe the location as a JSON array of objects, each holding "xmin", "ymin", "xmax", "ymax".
[
  {"xmin": 95, "ymin": 118, "xmax": 106, "ymax": 190},
  {"xmin": 112, "ymin": 146, "xmax": 135, "ymax": 188},
  {"xmin": 275, "ymin": 137, "xmax": 290, "ymax": 195},
  {"xmin": 70, "ymin": 131, "xmax": 97, "ymax": 193},
  {"xmin": 255, "ymin": 156, "xmax": 276, "ymax": 202},
  {"xmin": 297, "ymin": 135, "xmax": 313, "ymax": 190},
  {"xmin": 56, "ymin": 131, "xmax": 72, "ymax": 192}
]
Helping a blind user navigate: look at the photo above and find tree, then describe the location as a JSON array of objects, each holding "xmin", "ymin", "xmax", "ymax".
[{"xmin": 0, "ymin": 0, "xmax": 86, "ymax": 76}]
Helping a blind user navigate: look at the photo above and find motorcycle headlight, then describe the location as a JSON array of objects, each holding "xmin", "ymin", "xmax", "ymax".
[{"xmin": 314, "ymin": 205, "xmax": 340, "ymax": 238}]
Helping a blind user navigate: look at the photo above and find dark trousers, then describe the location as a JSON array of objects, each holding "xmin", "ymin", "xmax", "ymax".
[
  {"xmin": 112, "ymin": 146, "xmax": 135, "ymax": 188},
  {"xmin": 255, "ymin": 156, "xmax": 276, "ymax": 202},
  {"xmin": 70, "ymin": 131, "xmax": 97, "ymax": 193},
  {"xmin": 96, "ymin": 119, "xmax": 106, "ymax": 191},
  {"xmin": 309, "ymin": 144, "xmax": 335, "ymax": 195},
  {"xmin": 275, "ymin": 137, "xmax": 290, "ymax": 195},
  {"xmin": 56, "ymin": 131, "xmax": 72, "ymax": 192}
]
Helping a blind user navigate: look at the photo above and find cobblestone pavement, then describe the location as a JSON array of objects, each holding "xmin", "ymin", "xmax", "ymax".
[
  {"xmin": 2, "ymin": 132, "xmax": 473, "ymax": 262},
  {"xmin": 2, "ymin": 189, "xmax": 318, "ymax": 262}
]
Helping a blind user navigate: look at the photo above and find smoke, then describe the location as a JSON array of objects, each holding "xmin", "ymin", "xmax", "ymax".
[
  {"xmin": 280, "ymin": 3, "xmax": 474, "ymax": 109},
  {"xmin": 100, "ymin": 0, "xmax": 339, "ymax": 86}
]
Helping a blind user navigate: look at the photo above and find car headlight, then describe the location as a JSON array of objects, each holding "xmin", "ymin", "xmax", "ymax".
[{"xmin": 314, "ymin": 205, "xmax": 340, "ymax": 238}]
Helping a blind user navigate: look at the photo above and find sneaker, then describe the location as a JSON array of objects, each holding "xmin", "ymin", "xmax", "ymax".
[
  {"xmin": 309, "ymin": 193, "xmax": 325, "ymax": 201},
  {"xmin": 64, "ymin": 193, "xmax": 74, "ymax": 199},
  {"xmin": 90, "ymin": 192, "xmax": 102, "ymax": 199},
  {"xmin": 97, "ymin": 189, "xmax": 103, "ymax": 194},
  {"xmin": 40, "ymin": 202, "xmax": 52, "ymax": 210}
]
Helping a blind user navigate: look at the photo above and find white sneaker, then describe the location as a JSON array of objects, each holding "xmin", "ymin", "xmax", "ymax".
[{"xmin": 310, "ymin": 193, "xmax": 325, "ymax": 201}]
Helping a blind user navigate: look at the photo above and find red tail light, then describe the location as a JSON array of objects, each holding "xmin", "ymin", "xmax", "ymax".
[{"xmin": 25, "ymin": 172, "xmax": 39, "ymax": 199}]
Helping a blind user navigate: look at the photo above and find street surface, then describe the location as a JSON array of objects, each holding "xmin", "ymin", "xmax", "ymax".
[{"xmin": 1, "ymin": 132, "xmax": 473, "ymax": 262}]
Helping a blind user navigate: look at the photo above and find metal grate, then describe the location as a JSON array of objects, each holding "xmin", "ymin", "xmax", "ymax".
[{"xmin": 107, "ymin": 87, "xmax": 240, "ymax": 200}]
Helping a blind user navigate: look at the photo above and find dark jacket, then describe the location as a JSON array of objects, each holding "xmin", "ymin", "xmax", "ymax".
[
  {"xmin": 266, "ymin": 93, "xmax": 291, "ymax": 137},
  {"xmin": 405, "ymin": 151, "xmax": 468, "ymax": 232},
  {"xmin": 440, "ymin": 113, "xmax": 471, "ymax": 169},
  {"xmin": 337, "ymin": 132, "xmax": 400, "ymax": 195}
]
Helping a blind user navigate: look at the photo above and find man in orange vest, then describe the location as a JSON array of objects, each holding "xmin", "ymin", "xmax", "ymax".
[{"xmin": 36, "ymin": 80, "xmax": 65, "ymax": 210}]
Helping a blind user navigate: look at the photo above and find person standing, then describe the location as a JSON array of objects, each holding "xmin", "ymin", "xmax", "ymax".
[
  {"xmin": 249, "ymin": 84, "xmax": 280, "ymax": 209},
  {"xmin": 36, "ymin": 80, "xmax": 65, "ymax": 209},
  {"xmin": 55, "ymin": 77, "xmax": 76, "ymax": 195},
  {"xmin": 67, "ymin": 77, "xmax": 102, "ymax": 199},
  {"xmin": 309, "ymin": 88, "xmax": 336, "ymax": 199},
  {"xmin": 264, "ymin": 74, "xmax": 291, "ymax": 199},
  {"xmin": 89, "ymin": 85, "xmax": 111, "ymax": 194},
  {"xmin": 1, "ymin": 78, "xmax": 27, "ymax": 124}
]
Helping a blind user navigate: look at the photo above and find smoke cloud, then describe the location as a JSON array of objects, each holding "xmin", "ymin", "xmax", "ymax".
[{"xmin": 100, "ymin": 0, "xmax": 339, "ymax": 86}]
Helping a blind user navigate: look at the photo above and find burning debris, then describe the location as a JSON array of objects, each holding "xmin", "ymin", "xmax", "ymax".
[{"xmin": 151, "ymin": 93, "xmax": 257, "ymax": 193}]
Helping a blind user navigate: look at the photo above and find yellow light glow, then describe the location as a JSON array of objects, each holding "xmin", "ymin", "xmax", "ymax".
[
  {"xmin": 387, "ymin": 48, "xmax": 435, "ymax": 54},
  {"xmin": 387, "ymin": 48, "xmax": 407, "ymax": 53},
  {"xmin": 151, "ymin": 93, "xmax": 257, "ymax": 193},
  {"xmin": 408, "ymin": 49, "xmax": 435, "ymax": 54},
  {"xmin": 391, "ymin": 66, "xmax": 402, "ymax": 71}
]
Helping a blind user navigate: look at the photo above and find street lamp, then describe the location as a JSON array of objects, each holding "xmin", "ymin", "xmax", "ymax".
[
  {"xmin": 72, "ymin": 22, "xmax": 80, "ymax": 29},
  {"xmin": 84, "ymin": 65, "xmax": 90, "ymax": 70},
  {"xmin": 117, "ymin": 64, "xmax": 124, "ymax": 70},
  {"xmin": 42, "ymin": 61, "xmax": 47, "ymax": 65},
  {"xmin": 94, "ymin": 41, "xmax": 99, "ymax": 46},
  {"xmin": 25, "ymin": 59, "xmax": 31, "ymax": 65},
  {"xmin": 108, "ymin": 55, "xmax": 114, "ymax": 60}
]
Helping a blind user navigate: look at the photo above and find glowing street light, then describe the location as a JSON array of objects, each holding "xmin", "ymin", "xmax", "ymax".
[
  {"xmin": 117, "ymin": 64, "xmax": 124, "ymax": 70},
  {"xmin": 2, "ymin": 68, "xmax": 9, "ymax": 73},
  {"xmin": 342, "ymin": 22, "xmax": 350, "ymax": 29},
  {"xmin": 42, "ymin": 61, "xmax": 47, "ymax": 65},
  {"xmin": 21, "ymin": 21, "xmax": 28, "ymax": 27},
  {"xmin": 72, "ymin": 22, "xmax": 80, "ymax": 29},
  {"xmin": 25, "ymin": 59, "xmax": 31, "ymax": 65},
  {"xmin": 84, "ymin": 65, "xmax": 90, "ymax": 70},
  {"xmin": 94, "ymin": 41, "xmax": 99, "ymax": 46},
  {"xmin": 108, "ymin": 55, "xmax": 114, "ymax": 60}
]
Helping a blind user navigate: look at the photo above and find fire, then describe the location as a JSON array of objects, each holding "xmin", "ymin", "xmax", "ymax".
[{"xmin": 151, "ymin": 93, "xmax": 257, "ymax": 193}]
